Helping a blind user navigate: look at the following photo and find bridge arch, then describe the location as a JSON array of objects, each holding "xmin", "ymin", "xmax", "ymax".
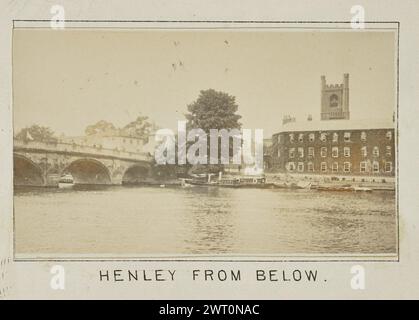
[
  {"xmin": 122, "ymin": 164, "xmax": 150, "ymax": 185},
  {"xmin": 14, "ymin": 153, "xmax": 45, "ymax": 186},
  {"xmin": 64, "ymin": 158, "xmax": 112, "ymax": 185}
]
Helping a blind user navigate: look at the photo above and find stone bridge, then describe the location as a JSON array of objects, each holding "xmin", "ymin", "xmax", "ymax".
[{"xmin": 13, "ymin": 139, "xmax": 154, "ymax": 186}]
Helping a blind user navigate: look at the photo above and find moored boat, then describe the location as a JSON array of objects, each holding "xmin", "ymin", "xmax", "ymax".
[
  {"xmin": 187, "ymin": 173, "xmax": 267, "ymax": 188},
  {"xmin": 353, "ymin": 186, "xmax": 373, "ymax": 192},
  {"xmin": 273, "ymin": 180, "xmax": 312, "ymax": 189},
  {"xmin": 313, "ymin": 185, "xmax": 373, "ymax": 192},
  {"xmin": 58, "ymin": 173, "xmax": 75, "ymax": 189}
]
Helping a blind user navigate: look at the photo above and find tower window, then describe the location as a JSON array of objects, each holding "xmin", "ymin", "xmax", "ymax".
[
  {"xmin": 332, "ymin": 162, "xmax": 338, "ymax": 172},
  {"xmin": 386, "ymin": 131, "xmax": 392, "ymax": 140},
  {"xmin": 329, "ymin": 94, "xmax": 339, "ymax": 107},
  {"xmin": 373, "ymin": 146, "xmax": 380, "ymax": 157},
  {"xmin": 321, "ymin": 162, "xmax": 327, "ymax": 172},
  {"xmin": 320, "ymin": 133, "xmax": 327, "ymax": 142},
  {"xmin": 333, "ymin": 132, "xmax": 339, "ymax": 143},
  {"xmin": 332, "ymin": 147, "xmax": 339, "ymax": 158},
  {"xmin": 385, "ymin": 161, "xmax": 392, "ymax": 173},
  {"xmin": 289, "ymin": 134, "xmax": 294, "ymax": 143},
  {"xmin": 321, "ymin": 147, "xmax": 327, "ymax": 157}
]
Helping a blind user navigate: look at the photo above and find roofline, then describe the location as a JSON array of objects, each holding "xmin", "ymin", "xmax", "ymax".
[{"xmin": 272, "ymin": 126, "xmax": 395, "ymax": 136}]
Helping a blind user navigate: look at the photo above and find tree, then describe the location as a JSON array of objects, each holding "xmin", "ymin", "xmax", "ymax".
[
  {"xmin": 15, "ymin": 125, "xmax": 57, "ymax": 143},
  {"xmin": 185, "ymin": 89, "xmax": 242, "ymax": 132},
  {"xmin": 121, "ymin": 115, "xmax": 154, "ymax": 142},
  {"xmin": 184, "ymin": 89, "xmax": 242, "ymax": 172},
  {"xmin": 85, "ymin": 120, "xmax": 117, "ymax": 136}
]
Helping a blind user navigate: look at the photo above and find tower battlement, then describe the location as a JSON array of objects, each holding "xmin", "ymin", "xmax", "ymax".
[{"xmin": 325, "ymin": 83, "xmax": 344, "ymax": 89}]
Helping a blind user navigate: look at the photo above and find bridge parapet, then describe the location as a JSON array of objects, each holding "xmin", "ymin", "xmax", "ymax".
[{"xmin": 14, "ymin": 139, "xmax": 153, "ymax": 162}]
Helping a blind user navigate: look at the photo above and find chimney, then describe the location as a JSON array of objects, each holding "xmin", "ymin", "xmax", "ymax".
[{"xmin": 282, "ymin": 115, "xmax": 296, "ymax": 125}]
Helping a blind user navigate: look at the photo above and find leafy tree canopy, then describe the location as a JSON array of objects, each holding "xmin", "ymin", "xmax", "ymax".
[
  {"xmin": 15, "ymin": 125, "xmax": 57, "ymax": 143},
  {"xmin": 85, "ymin": 120, "xmax": 117, "ymax": 136},
  {"xmin": 85, "ymin": 116, "xmax": 156, "ymax": 142},
  {"xmin": 121, "ymin": 116, "xmax": 155, "ymax": 142},
  {"xmin": 185, "ymin": 89, "xmax": 242, "ymax": 132}
]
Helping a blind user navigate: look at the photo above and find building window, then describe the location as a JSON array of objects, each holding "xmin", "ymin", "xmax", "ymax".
[
  {"xmin": 297, "ymin": 162, "xmax": 304, "ymax": 172},
  {"xmin": 321, "ymin": 147, "xmax": 327, "ymax": 157},
  {"xmin": 333, "ymin": 132, "xmax": 338, "ymax": 143},
  {"xmin": 344, "ymin": 162, "xmax": 351, "ymax": 173},
  {"xmin": 277, "ymin": 148, "xmax": 281, "ymax": 158},
  {"xmin": 344, "ymin": 132, "xmax": 351, "ymax": 142},
  {"xmin": 386, "ymin": 131, "xmax": 392, "ymax": 140},
  {"xmin": 287, "ymin": 162, "xmax": 296, "ymax": 172},
  {"xmin": 289, "ymin": 148, "xmax": 295, "ymax": 158},
  {"xmin": 360, "ymin": 161, "xmax": 368, "ymax": 173},
  {"xmin": 332, "ymin": 162, "xmax": 338, "ymax": 172},
  {"xmin": 361, "ymin": 131, "xmax": 367, "ymax": 142},
  {"xmin": 321, "ymin": 162, "xmax": 327, "ymax": 172},
  {"xmin": 373, "ymin": 146, "xmax": 379, "ymax": 157},
  {"xmin": 361, "ymin": 146, "xmax": 367, "ymax": 157},
  {"xmin": 289, "ymin": 134, "xmax": 294, "ymax": 143},
  {"xmin": 308, "ymin": 147, "xmax": 314, "ymax": 157},
  {"xmin": 332, "ymin": 147, "xmax": 339, "ymax": 158},
  {"xmin": 385, "ymin": 161, "xmax": 392, "ymax": 173},
  {"xmin": 344, "ymin": 147, "xmax": 350, "ymax": 157},
  {"xmin": 307, "ymin": 162, "xmax": 314, "ymax": 172},
  {"xmin": 298, "ymin": 147, "xmax": 304, "ymax": 158},
  {"xmin": 298, "ymin": 134, "xmax": 304, "ymax": 142},
  {"xmin": 386, "ymin": 146, "xmax": 392, "ymax": 157},
  {"xmin": 320, "ymin": 133, "xmax": 327, "ymax": 142},
  {"xmin": 373, "ymin": 161, "xmax": 379, "ymax": 173},
  {"xmin": 309, "ymin": 133, "xmax": 315, "ymax": 142}
]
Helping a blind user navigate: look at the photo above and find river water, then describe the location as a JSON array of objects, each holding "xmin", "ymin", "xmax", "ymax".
[{"xmin": 14, "ymin": 186, "xmax": 397, "ymax": 256}]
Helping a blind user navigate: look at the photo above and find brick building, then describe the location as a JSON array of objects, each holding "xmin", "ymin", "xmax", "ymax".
[
  {"xmin": 271, "ymin": 120, "xmax": 395, "ymax": 177},
  {"xmin": 269, "ymin": 74, "xmax": 395, "ymax": 179}
]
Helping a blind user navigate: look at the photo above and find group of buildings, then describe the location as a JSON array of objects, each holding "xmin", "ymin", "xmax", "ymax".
[
  {"xmin": 265, "ymin": 73, "xmax": 396, "ymax": 181},
  {"xmin": 56, "ymin": 73, "xmax": 395, "ymax": 181}
]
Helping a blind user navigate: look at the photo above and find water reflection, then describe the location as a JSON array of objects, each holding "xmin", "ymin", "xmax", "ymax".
[{"xmin": 14, "ymin": 185, "xmax": 397, "ymax": 256}]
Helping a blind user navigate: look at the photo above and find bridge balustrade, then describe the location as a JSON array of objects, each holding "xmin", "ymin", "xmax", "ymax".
[{"xmin": 14, "ymin": 139, "xmax": 152, "ymax": 162}]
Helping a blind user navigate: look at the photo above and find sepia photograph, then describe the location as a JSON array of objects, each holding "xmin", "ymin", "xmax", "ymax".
[{"xmin": 12, "ymin": 23, "xmax": 398, "ymax": 259}]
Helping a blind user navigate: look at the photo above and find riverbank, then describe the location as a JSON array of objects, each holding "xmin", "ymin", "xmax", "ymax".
[{"xmin": 264, "ymin": 172, "xmax": 395, "ymax": 191}]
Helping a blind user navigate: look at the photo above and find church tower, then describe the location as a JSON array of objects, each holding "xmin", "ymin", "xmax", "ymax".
[{"xmin": 320, "ymin": 73, "xmax": 350, "ymax": 120}]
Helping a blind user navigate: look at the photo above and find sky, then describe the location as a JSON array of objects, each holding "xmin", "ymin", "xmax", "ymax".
[{"xmin": 13, "ymin": 28, "xmax": 396, "ymax": 137}]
